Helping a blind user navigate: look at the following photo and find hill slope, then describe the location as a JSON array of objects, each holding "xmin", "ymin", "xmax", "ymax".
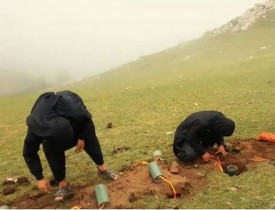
[
  {"xmin": 71, "ymin": 7, "xmax": 275, "ymax": 137},
  {"xmin": 0, "ymin": 3, "xmax": 275, "ymax": 209}
]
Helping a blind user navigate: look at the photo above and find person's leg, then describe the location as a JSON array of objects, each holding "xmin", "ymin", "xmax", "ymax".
[
  {"xmin": 176, "ymin": 142, "xmax": 197, "ymax": 163},
  {"xmin": 43, "ymin": 143, "xmax": 72, "ymax": 201},
  {"xmin": 42, "ymin": 118, "xmax": 74, "ymax": 200},
  {"xmin": 43, "ymin": 118, "xmax": 74, "ymax": 183},
  {"xmin": 83, "ymin": 121, "xmax": 104, "ymax": 165},
  {"xmin": 83, "ymin": 120, "xmax": 118, "ymax": 180},
  {"xmin": 43, "ymin": 145, "xmax": 66, "ymax": 183}
]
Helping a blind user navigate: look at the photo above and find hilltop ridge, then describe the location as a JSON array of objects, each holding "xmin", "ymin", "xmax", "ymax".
[{"xmin": 209, "ymin": 0, "xmax": 275, "ymax": 35}]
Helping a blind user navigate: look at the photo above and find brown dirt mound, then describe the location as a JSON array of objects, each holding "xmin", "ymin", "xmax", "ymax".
[{"xmin": 8, "ymin": 138, "xmax": 275, "ymax": 209}]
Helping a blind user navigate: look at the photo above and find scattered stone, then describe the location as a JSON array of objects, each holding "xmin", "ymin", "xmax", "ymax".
[
  {"xmin": 71, "ymin": 205, "xmax": 81, "ymax": 210},
  {"xmin": 196, "ymin": 171, "xmax": 207, "ymax": 179},
  {"xmin": 0, "ymin": 205, "xmax": 10, "ymax": 209},
  {"xmin": 169, "ymin": 161, "xmax": 179, "ymax": 174},
  {"xmin": 230, "ymin": 187, "xmax": 238, "ymax": 191},
  {"xmin": 118, "ymin": 172, "xmax": 125, "ymax": 176},
  {"xmin": 193, "ymin": 164, "xmax": 199, "ymax": 168},
  {"xmin": 208, "ymin": 1, "xmax": 275, "ymax": 36},
  {"xmin": 112, "ymin": 146, "xmax": 130, "ymax": 155},
  {"xmin": 166, "ymin": 131, "xmax": 174, "ymax": 135},
  {"xmin": 3, "ymin": 178, "xmax": 16, "ymax": 185},
  {"xmin": 16, "ymin": 176, "xmax": 29, "ymax": 186},
  {"xmin": 2, "ymin": 186, "xmax": 16, "ymax": 196},
  {"xmin": 107, "ymin": 122, "xmax": 112, "ymax": 129}
]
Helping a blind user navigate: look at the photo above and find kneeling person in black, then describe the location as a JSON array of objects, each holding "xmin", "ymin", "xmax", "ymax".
[{"xmin": 173, "ymin": 111, "xmax": 235, "ymax": 163}]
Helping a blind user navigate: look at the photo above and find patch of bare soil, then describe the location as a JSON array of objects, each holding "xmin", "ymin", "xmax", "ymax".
[{"xmin": 7, "ymin": 139, "xmax": 275, "ymax": 209}]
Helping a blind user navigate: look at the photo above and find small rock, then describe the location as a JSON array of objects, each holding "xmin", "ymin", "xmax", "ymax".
[
  {"xmin": 2, "ymin": 186, "xmax": 16, "ymax": 195},
  {"xmin": 118, "ymin": 172, "xmax": 125, "ymax": 176},
  {"xmin": 0, "ymin": 205, "xmax": 11, "ymax": 209},
  {"xmin": 107, "ymin": 123, "xmax": 112, "ymax": 129},
  {"xmin": 166, "ymin": 131, "xmax": 174, "ymax": 135},
  {"xmin": 169, "ymin": 161, "xmax": 179, "ymax": 174},
  {"xmin": 230, "ymin": 187, "xmax": 238, "ymax": 191},
  {"xmin": 193, "ymin": 164, "xmax": 199, "ymax": 168},
  {"xmin": 3, "ymin": 178, "xmax": 15, "ymax": 185},
  {"xmin": 196, "ymin": 171, "xmax": 207, "ymax": 179},
  {"xmin": 16, "ymin": 176, "xmax": 29, "ymax": 186}
]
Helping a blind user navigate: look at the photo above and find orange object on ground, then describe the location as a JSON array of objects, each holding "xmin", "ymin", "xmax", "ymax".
[
  {"xmin": 257, "ymin": 133, "xmax": 275, "ymax": 143},
  {"xmin": 214, "ymin": 157, "xmax": 224, "ymax": 173},
  {"xmin": 133, "ymin": 161, "xmax": 149, "ymax": 167}
]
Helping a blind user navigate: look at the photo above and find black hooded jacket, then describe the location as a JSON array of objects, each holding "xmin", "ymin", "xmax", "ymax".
[
  {"xmin": 173, "ymin": 111, "xmax": 235, "ymax": 156},
  {"xmin": 23, "ymin": 91, "xmax": 93, "ymax": 180},
  {"xmin": 26, "ymin": 90, "xmax": 92, "ymax": 138}
]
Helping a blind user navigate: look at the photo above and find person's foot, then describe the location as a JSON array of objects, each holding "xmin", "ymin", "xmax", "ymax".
[
  {"xmin": 98, "ymin": 168, "xmax": 119, "ymax": 180},
  {"xmin": 54, "ymin": 185, "xmax": 73, "ymax": 201}
]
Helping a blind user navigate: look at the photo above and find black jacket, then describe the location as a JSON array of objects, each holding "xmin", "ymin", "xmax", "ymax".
[
  {"xmin": 173, "ymin": 111, "xmax": 235, "ymax": 156},
  {"xmin": 26, "ymin": 90, "xmax": 91, "ymax": 138},
  {"xmin": 23, "ymin": 90, "xmax": 92, "ymax": 180}
]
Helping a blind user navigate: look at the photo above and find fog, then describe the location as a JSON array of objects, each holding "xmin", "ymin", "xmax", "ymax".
[{"xmin": 0, "ymin": 0, "xmax": 266, "ymax": 82}]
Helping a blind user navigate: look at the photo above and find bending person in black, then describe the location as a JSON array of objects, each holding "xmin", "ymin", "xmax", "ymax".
[
  {"xmin": 173, "ymin": 111, "xmax": 235, "ymax": 163},
  {"xmin": 23, "ymin": 90, "xmax": 118, "ymax": 201}
]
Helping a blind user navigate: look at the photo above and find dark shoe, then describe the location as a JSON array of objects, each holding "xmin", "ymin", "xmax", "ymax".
[
  {"xmin": 54, "ymin": 185, "xmax": 73, "ymax": 201},
  {"xmin": 98, "ymin": 168, "xmax": 119, "ymax": 180}
]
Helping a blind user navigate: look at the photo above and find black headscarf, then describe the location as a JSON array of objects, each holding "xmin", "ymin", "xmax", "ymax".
[{"xmin": 213, "ymin": 117, "xmax": 235, "ymax": 136}]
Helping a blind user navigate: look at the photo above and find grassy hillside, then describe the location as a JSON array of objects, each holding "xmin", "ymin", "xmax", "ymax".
[{"xmin": 0, "ymin": 8, "xmax": 274, "ymax": 208}]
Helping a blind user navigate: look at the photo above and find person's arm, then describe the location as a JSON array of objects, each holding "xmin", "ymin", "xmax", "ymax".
[
  {"xmin": 23, "ymin": 129, "xmax": 44, "ymax": 180},
  {"xmin": 216, "ymin": 135, "xmax": 224, "ymax": 146},
  {"xmin": 214, "ymin": 135, "xmax": 228, "ymax": 156},
  {"xmin": 186, "ymin": 121, "xmax": 207, "ymax": 156},
  {"xmin": 73, "ymin": 118, "xmax": 93, "ymax": 152}
]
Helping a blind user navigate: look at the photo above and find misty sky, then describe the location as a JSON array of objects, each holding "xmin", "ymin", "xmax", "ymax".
[{"xmin": 0, "ymin": 0, "xmax": 266, "ymax": 81}]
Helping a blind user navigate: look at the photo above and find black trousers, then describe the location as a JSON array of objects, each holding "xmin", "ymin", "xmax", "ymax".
[{"xmin": 42, "ymin": 120, "xmax": 104, "ymax": 182}]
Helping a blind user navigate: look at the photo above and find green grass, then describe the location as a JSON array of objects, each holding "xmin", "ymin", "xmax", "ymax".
[{"xmin": 0, "ymin": 9, "xmax": 275, "ymax": 208}]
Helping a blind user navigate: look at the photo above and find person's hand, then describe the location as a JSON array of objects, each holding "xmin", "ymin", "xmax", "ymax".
[
  {"xmin": 202, "ymin": 152, "xmax": 213, "ymax": 162},
  {"xmin": 215, "ymin": 145, "xmax": 228, "ymax": 157},
  {"xmin": 37, "ymin": 179, "xmax": 51, "ymax": 193},
  {"xmin": 76, "ymin": 139, "xmax": 85, "ymax": 153}
]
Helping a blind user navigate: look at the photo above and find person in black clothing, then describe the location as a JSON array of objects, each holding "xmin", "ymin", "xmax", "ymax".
[
  {"xmin": 23, "ymin": 90, "xmax": 118, "ymax": 201},
  {"xmin": 173, "ymin": 111, "xmax": 235, "ymax": 163}
]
